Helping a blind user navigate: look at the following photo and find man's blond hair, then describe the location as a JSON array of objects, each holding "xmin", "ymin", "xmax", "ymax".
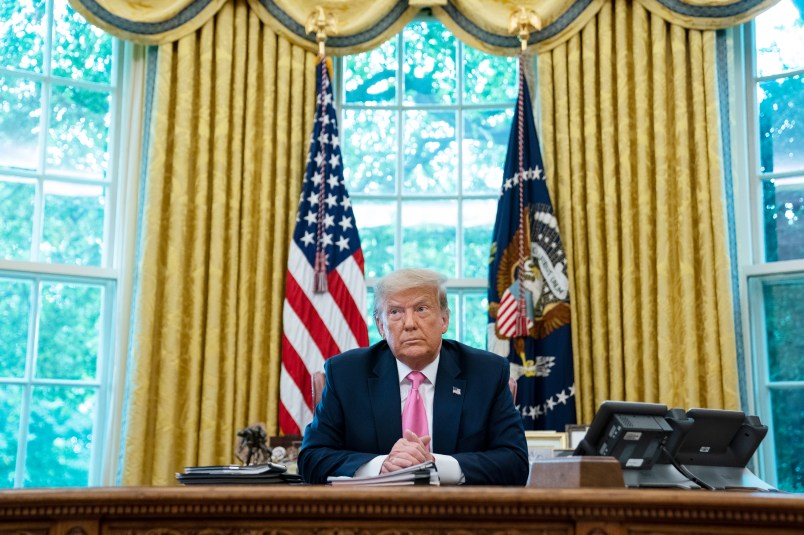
[{"xmin": 372, "ymin": 268, "xmax": 449, "ymax": 320}]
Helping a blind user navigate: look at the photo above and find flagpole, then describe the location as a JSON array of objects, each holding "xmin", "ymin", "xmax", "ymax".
[
  {"xmin": 313, "ymin": 57, "xmax": 329, "ymax": 293},
  {"xmin": 306, "ymin": 8, "xmax": 336, "ymax": 293},
  {"xmin": 515, "ymin": 54, "xmax": 528, "ymax": 337},
  {"xmin": 510, "ymin": 7, "xmax": 541, "ymax": 338}
]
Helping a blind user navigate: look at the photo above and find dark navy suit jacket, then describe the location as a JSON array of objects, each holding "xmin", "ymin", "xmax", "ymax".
[{"xmin": 297, "ymin": 339, "xmax": 529, "ymax": 485}]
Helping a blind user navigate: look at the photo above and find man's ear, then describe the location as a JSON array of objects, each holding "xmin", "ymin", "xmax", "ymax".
[
  {"xmin": 440, "ymin": 310, "xmax": 449, "ymax": 334},
  {"xmin": 375, "ymin": 316, "xmax": 386, "ymax": 339}
]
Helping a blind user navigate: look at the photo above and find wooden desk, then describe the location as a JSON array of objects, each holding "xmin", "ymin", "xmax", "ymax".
[{"xmin": 0, "ymin": 486, "xmax": 802, "ymax": 535}]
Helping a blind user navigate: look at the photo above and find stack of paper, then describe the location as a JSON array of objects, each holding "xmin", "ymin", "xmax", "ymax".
[
  {"xmin": 176, "ymin": 463, "xmax": 303, "ymax": 485},
  {"xmin": 327, "ymin": 462, "xmax": 439, "ymax": 486}
]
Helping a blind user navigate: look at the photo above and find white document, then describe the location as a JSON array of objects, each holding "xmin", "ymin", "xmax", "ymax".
[{"xmin": 327, "ymin": 461, "xmax": 439, "ymax": 486}]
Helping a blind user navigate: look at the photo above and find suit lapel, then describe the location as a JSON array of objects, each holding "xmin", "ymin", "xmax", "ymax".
[
  {"xmin": 433, "ymin": 344, "xmax": 464, "ymax": 454},
  {"xmin": 369, "ymin": 349, "xmax": 403, "ymax": 451}
]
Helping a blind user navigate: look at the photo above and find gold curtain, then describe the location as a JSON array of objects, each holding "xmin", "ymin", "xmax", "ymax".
[
  {"xmin": 121, "ymin": 0, "xmax": 317, "ymax": 485},
  {"xmin": 539, "ymin": 0, "xmax": 739, "ymax": 423}
]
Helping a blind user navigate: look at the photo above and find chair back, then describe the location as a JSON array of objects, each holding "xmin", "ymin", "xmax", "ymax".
[{"xmin": 312, "ymin": 370, "xmax": 326, "ymax": 408}]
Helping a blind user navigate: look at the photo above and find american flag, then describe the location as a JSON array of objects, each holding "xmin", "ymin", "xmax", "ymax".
[
  {"xmin": 487, "ymin": 56, "xmax": 576, "ymax": 431},
  {"xmin": 280, "ymin": 58, "xmax": 369, "ymax": 436}
]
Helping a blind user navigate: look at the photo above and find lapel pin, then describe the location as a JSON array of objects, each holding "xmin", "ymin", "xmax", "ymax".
[{"xmin": 452, "ymin": 386, "xmax": 461, "ymax": 395}]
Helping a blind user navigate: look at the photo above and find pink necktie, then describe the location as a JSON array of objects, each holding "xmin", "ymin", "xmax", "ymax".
[{"xmin": 401, "ymin": 371, "xmax": 429, "ymax": 441}]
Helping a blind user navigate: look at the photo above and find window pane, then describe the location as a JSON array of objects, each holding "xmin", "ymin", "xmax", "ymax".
[
  {"xmin": 352, "ymin": 200, "xmax": 395, "ymax": 278},
  {"xmin": 51, "ymin": 0, "xmax": 113, "ymax": 84},
  {"xmin": 462, "ymin": 292, "xmax": 488, "ymax": 350},
  {"xmin": 47, "ymin": 84, "xmax": 110, "ymax": 176},
  {"xmin": 445, "ymin": 293, "xmax": 457, "ymax": 340},
  {"xmin": 755, "ymin": 0, "xmax": 804, "ymax": 77},
  {"xmin": 404, "ymin": 21, "xmax": 456, "ymax": 105},
  {"xmin": 0, "ymin": 278, "xmax": 31, "ymax": 378},
  {"xmin": 366, "ymin": 291, "xmax": 382, "ymax": 346},
  {"xmin": 0, "ymin": 178, "xmax": 36, "ymax": 260},
  {"xmin": 401, "ymin": 200, "xmax": 457, "ymax": 276},
  {"xmin": 342, "ymin": 109, "xmax": 396, "ymax": 195},
  {"xmin": 40, "ymin": 181, "xmax": 105, "ymax": 266},
  {"xmin": 344, "ymin": 38, "xmax": 396, "ymax": 105},
  {"xmin": 757, "ymin": 75, "xmax": 804, "ymax": 175},
  {"xmin": 36, "ymin": 281, "xmax": 101, "ymax": 380},
  {"xmin": 761, "ymin": 177, "xmax": 804, "ymax": 262},
  {"xmin": 0, "ymin": 0, "xmax": 46, "ymax": 74},
  {"xmin": 769, "ymin": 388, "xmax": 804, "ymax": 493},
  {"xmin": 25, "ymin": 385, "xmax": 94, "ymax": 487},
  {"xmin": 463, "ymin": 109, "xmax": 512, "ymax": 194},
  {"xmin": 761, "ymin": 278, "xmax": 804, "ymax": 381},
  {"xmin": 0, "ymin": 76, "xmax": 41, "ymax": 171},
  {"xmin": 463, "ymin": 199, "xmax": 496, "ymax": 278},
  {"xmin": 0, "ymin": 384, "xmax": 22, "ymax": 488},
  {"xmin": 463, "ymin": 47, "xmax": 518, "ymax": 104},
  {"xmin": 403, "ymin": 110, "xmax": 456, "ymax": 194},
  {"xmin": 341, "ymin": 19, "xmax": 510, "ymax": 350}
]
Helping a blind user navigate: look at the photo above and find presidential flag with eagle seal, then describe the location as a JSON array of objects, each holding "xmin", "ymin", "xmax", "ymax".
[{"xmin": 487, "ymin": 58, "xmax": 576, "ymax": 431}]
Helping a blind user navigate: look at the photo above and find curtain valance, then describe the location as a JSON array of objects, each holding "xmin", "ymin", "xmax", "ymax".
[{"xmin": 71, "ymin": 0, "xmax": 779, "ymax": 53}]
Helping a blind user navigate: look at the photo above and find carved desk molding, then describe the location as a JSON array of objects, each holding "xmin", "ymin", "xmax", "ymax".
[{"xmin": 0, "ymin": 486, "xmax": 802, "ymax": 535}]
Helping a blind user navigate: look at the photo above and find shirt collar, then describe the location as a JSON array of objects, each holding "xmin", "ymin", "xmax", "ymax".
[{"xmin": 396, "ymin": 354, "xmax": 440, "ymax": 386}]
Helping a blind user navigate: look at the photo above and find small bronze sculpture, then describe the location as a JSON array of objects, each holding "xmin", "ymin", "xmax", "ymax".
[{"xmin": 235, "ymin": 423, "xmax": 270, "ymax": 466}]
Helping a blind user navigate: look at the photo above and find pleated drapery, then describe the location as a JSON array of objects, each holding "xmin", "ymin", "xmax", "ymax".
[
  {"xmin": 121, "ymin": 0, "xmax": 316, "ymax": 485},
  {"xmin": 539, "ymin": 0, "xmax": 739, "ymax": 423}
]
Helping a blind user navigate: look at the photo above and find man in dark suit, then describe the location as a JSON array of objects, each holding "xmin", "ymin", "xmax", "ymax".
[{"xmin": 298, "ymin": 268, "xmax": 529, "ymax": 485}]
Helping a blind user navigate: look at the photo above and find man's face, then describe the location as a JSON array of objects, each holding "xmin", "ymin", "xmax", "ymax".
[{"xmin": 376, "ymin": 286, "xmax": 449, "ymax": 370}]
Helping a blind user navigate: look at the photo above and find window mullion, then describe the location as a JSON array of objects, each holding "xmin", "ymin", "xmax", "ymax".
[
  {"xmin": 395, "ymin": 31, "xmax": 404, "ymax": 272},
  {"xmin": 456, "ymin": 40, "xmax": 464, "ymax": 280},
  {"xmin": 33, "ymin": 0, "xmax": 57, "ymax": 263},
  {"xmin": 14, "ymin": 277, "xmax": 40, "ymax": 488},
  {"xmin": 743, "ymin": 21, "xmax": 766, "ymax": 265},
  {"xmin": 102, "ymin": 40, "xmax": 123, "ymax": 269}
]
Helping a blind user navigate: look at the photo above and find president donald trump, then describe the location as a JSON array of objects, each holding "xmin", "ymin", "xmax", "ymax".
[{"xmin": 298, "ymin": 268, "xmax": 529, "ymax": 485}]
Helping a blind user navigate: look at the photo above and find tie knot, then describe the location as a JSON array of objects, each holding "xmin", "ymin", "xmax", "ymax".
[{"xmin": 407, "ymin": 371, "xmax": 425, "ymax": 389}]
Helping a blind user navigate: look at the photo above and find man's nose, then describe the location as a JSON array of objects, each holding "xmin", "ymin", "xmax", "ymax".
[{"xmin": 402, "ymin": 309, "xmax": 417, "ymax": 328}]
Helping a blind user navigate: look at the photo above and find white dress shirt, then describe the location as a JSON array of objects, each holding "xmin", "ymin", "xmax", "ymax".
[{"xmin": 354, "ymin": 354, "xmax": 465, "ymax": 484}]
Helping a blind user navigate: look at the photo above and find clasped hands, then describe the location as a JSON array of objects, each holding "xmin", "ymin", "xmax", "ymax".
[{"xmin": 380, "ymin": 429, "xmax": 435, "ymax": 474}]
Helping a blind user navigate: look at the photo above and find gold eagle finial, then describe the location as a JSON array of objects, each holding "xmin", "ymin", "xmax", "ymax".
[
  {"xmin": 508, "ymin": 7, "xmax": 541, "ymax": 51},
  {"xmin": 305, "ymin": 7, "xmax": 337, "ymax": 57}
]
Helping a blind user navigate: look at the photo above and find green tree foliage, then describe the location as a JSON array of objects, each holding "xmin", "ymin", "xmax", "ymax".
[
  {"xmin": 764, "ymin": 281, "xmax": 804, "ymax": 493},
  {"xmin": 25, "ymin": 385, "xmax": 93, "ymax": 487},
  {"xmin": 0, "ymin": 0, "xmax": 112, "ymax": 488},
  {"xmin": 0, "ymin": 182, "xmax": 35, "ymax": 260},
  {"xmin": 36, "ymin": 282, "xmax": 101, "ymax": 380},
  {"xmin": 41, "ymin": 188, "xmax": 105, "ymax": 266},
  {"xmin": 342, "ymin": 19, "xmax": 516, "ymax": 360},
  {"xmin": 770, "ymin": 388, "xmax": 804, "ymax": 492},
  {"xmin": 0, "ymin": 279, "xmax": 31, "ymax": 378},
  {"xmin": 759, "ymin": 75, "xmax": 804, "ymax": 263},
  {"xmin": 0, "ymin": 385, "xmax": 22, "ymax": 488},
  {"xmin": 342, "ymin": 21, "xmax": 516, "ymax": 197},
  {"xmin": 0, "ymin": 1, "xmax": 46, "ymax": 73}
]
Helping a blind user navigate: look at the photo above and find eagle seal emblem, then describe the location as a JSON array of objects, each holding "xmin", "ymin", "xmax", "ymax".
[{"xmin": 488, "ymin": 202, "xmax": 571, "ymax": 379}]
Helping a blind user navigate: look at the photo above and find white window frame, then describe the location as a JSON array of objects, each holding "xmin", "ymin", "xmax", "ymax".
[
  {"xmin": 334, "ymin": 18, "xmax": 521, "ymax": 346},
  {"xmin": 0, "ymin": 3, "xmax": 144, "ymax": 487},
  {"xmin": 731, "ymin": 18, "xmax": 804, "ymax": 489}
]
